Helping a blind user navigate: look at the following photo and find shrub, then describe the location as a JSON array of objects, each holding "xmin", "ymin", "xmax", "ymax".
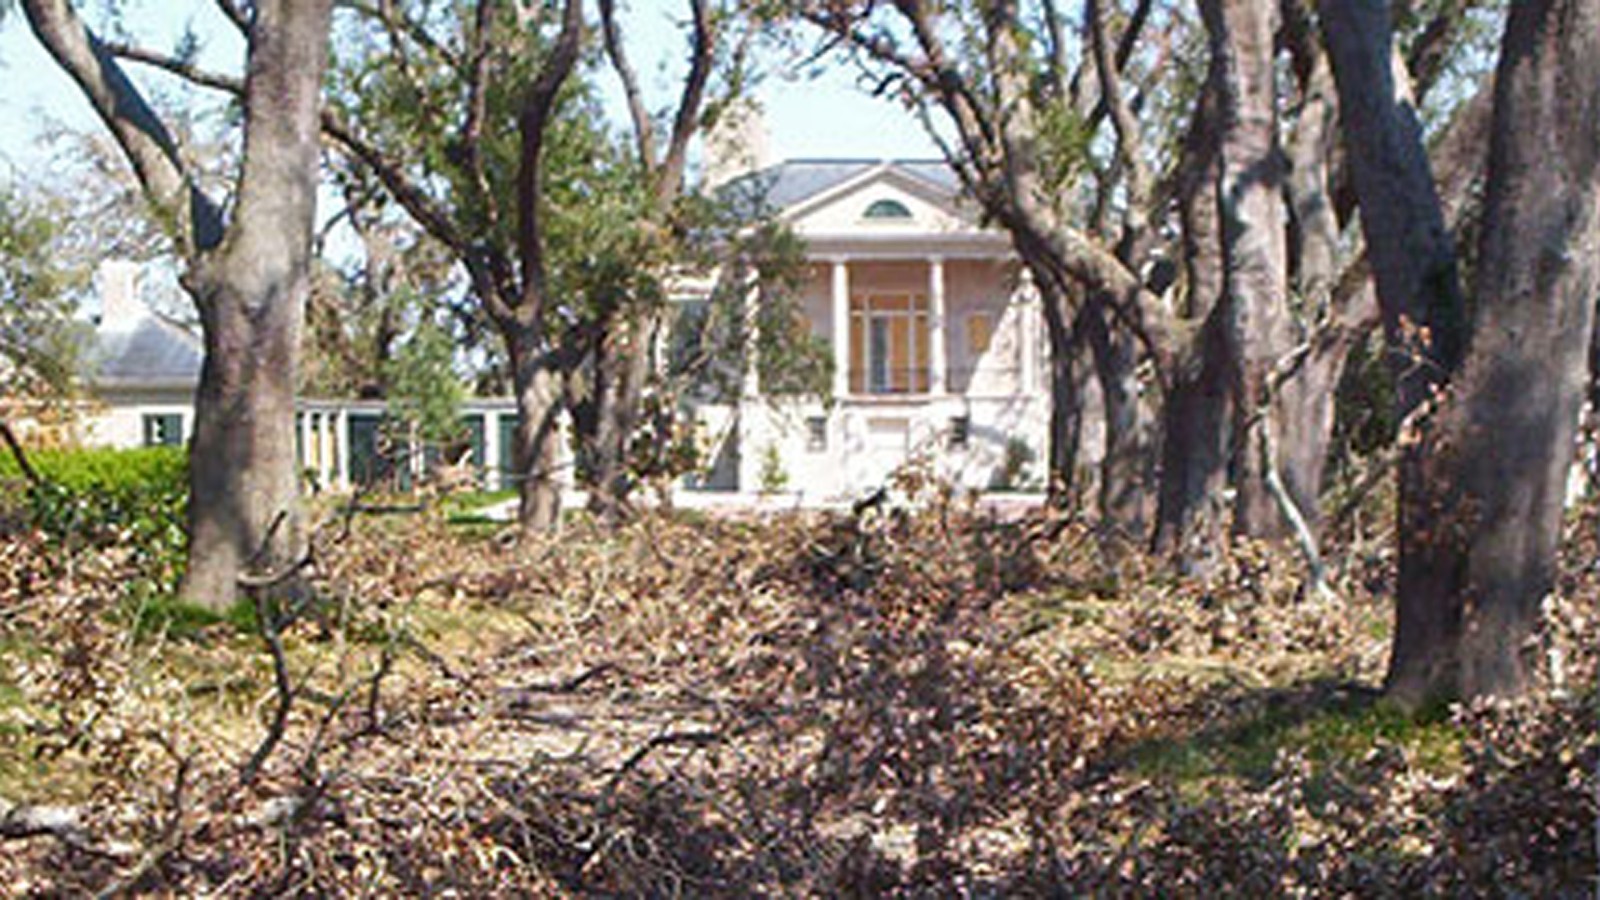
[{"xmin": 0, "ymin": 445, "xmax": 188, "ymax": 596}]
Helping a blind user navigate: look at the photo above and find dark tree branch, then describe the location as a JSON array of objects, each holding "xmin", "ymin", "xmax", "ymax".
[
  {"xmin": 1088, "ymin": 0, "xmax": 1150, "ymax": 240},
  {"xmin": 22, "ymin": 0, "xmax": 225, "ymax": 260},
  {"xmin": 514, "ymin": 0, "xmax": 584, "ymax": 328},
  {"xmin": 655, "ymin": 0, "xmax": 715, "ymax": 206},
  {"xmin": 0, "ymin": 422, "xmax": 42, "ymax": 487},
  {"xmin": 598, "ymin": 0, "xmax": 660, "ymax": 169}
]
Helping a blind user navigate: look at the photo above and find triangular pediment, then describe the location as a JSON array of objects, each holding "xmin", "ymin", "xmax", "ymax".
[{"xmin": 781, "ymin": 163, "xmax": 983, "ymax": 238}]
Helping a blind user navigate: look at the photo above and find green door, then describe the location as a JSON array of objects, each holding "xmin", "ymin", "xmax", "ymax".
[
  {"xmin": 347, "ymin": 413, "xmax": 389, "ymax": 488},
  {"xmin": 498, "ymin": 414, "xmax": 521, "ymax": 487}
]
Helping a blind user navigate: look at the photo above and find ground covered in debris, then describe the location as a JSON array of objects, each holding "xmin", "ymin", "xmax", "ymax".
[{"xmin": 1, "ymin": 484, "xmax": 1595, "ymax": 896}]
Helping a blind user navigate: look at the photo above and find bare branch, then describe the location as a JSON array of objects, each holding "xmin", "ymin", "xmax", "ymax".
[
  {"xmin": 341, "ymin": 0, "xmax": 464, "ymax": 71},
  {"xmin": 598, "ymin": 0, "xmax": 660, "ymax": 169},
  {"xmin": 655, "ymin": 0, "xmax": 716, "ymax": 207},
  {"xmin": 22, "ymin": 0, "xmax": 225, "ymax": 258},
  {"xmin": 0, "ymin": 421, "xmax": 42, "ymax": 487},
  {"xmin": 214, "ymin": 0, "xmax": 251, "ymax": 35},
  {"xmin": 1088, "ymin": 0, "xmax": 1150, "ymax": 235}
]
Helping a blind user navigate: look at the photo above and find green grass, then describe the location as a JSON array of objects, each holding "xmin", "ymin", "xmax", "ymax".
[
  {"xmin": 118, "ymin": 592, "xmax": 260, "ymax": 641},
  {"xmin": 1129, "ymin": 686, "xmax": 1461, "ymax": 789}
]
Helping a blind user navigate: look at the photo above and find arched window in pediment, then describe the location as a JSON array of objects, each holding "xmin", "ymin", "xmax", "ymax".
[{"xmin": 863, "ymin": 198, "xmax": 913, "ymax": 220}]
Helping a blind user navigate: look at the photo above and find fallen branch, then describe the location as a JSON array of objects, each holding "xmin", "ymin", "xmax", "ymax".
[
  {"xmin": 0, "ymin": 420, "xmax": 42, "ymax": 486},
  {"xmin": 605, "ymin": 728, "xmax": 723, "ymax": 795},
  {"xmin": 237, "ymin": 510, "xmax": 302, "ymax": 788},
  {"xmin": 0, "ymin": 799, "xmax": 137, "ymax": 860},
  {"xmin": 1258, "ymin": 409, "xmax": 1336, "ymax": 605}
]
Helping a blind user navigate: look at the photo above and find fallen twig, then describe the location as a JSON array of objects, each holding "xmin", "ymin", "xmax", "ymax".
[
  {"xmin": 0, "ymin": 420, "xmax": 42, "ymax": 487},
  {"xmin": 0, "ymin": 799, "xmax": 137, "ymax": 860}
]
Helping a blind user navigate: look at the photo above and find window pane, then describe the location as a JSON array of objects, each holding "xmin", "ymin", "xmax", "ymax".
[
  {"xmin": 889, "ymin": 316, "xmax": 912, "ymax": 392},
  {"xmin": 968, "ymin": 313, "xmax": 994, "ymax": 356},
  {"xmin": 870, "ymin": 318, "xmax": 891, "ymax": 393},
  {"xmin": 142, "ymin": 413, "xmax": 182, "ymax": 447}
]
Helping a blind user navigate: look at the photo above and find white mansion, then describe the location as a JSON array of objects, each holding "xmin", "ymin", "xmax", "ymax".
[{"xmin": 82, "ymin": 158, "xmax": 1051, "ymax": 501}]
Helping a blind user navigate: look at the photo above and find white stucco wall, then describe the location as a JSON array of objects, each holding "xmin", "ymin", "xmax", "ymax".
[
  {"xmin": 83, "ymin": 388, "xmax": 195, "ymax": 448},
  {"xmin": 736, "ymin": 394, "xmax": 1050, "ymax": 500}
]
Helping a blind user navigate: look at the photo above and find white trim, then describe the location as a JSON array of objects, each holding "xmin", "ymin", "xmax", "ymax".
[
  {"xmin": 928, "ymin": 258, "xmax": 947, "ymax": 396},
  {"xmin": 779, "ymin": 164, "xmax": 973, "ymax": 227}
]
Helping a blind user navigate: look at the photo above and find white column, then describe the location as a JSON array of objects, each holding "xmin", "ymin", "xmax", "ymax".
[
  {"xmin": 317, "ymin": 412, "xmax": 335, "ymax": 489},
  {"xmin": 334, "ymin": 409, "xmax": 351, "ymax": 491},
  {"xmin": 297, "ymin": 407, "xmax": 313, "ymax": 477},
  {"xmin": 484, "ymin": 410, "xmax": 502, "ymax": 491},
  {"xmin": 928, "ymin": 257, "xmax": 947, "ymax": 396},
  {"xmin": 831, "ymin": 259, "xmax": 850, "ymax": 399},
  {"xmin": 1019, "ymin": 268, "xmax": 1040, "ymax": 394}
]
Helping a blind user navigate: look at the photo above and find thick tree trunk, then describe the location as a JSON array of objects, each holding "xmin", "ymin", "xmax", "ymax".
[
  {"xmin": 1322, "ymin": 2, "xmax": 1467, "ymax": 413},
  {"xmin": 181, "ymin": 271, "xmax": 309, "ymax": 608},
  {"xmin": 1388, "ymin": 0, "xmax": 1600, "ymax": 703},
  {"xmin": 25, "ymin": 0, "xmax": 332, "ymax": 610},
  {"xmin": 1083, "ymin": 296, "xmax": 1156, "ymax": 540},
  {"xmin": 178, "ymin": 0, "xmax": 331, "ymax": 609},
  {"xmin": 584, "ymin": 307, "xmax": 660, "ymax": 523},
  {"xmin": 508, "ymin": 331, "xmax": 566, "ymax": 533},
  {"xmin": 1154, "ymin": 314, "xmax": 1233, "ymax": 557},
  {"xmin": 1037, "ymin": 277, "xmax": 1088, "ymax": 508},
  {"xmin": 1276, "ymin": 34, "xmax": 1344, "ymax": 532},
  {"xmin": 1154, "ymin": 68, "xmax": 1230, "ymax": 555},
  {"xmin": 1203, "ymin": 0, "xmax": 1297, "ymax": 540}
]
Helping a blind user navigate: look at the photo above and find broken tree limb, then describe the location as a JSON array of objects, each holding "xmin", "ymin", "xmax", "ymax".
[
  {"xmin": 0, "ymin": 799, "xmax": 138, "ymax": 859},
  {"xmin": 0, "ymin": 420, "xmax": 42, "ymax": 487}
]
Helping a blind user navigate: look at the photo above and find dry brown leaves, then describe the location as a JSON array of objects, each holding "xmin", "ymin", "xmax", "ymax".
[{"xmin": 0, "ymin": 489, "xmax": 1594, "ymax": 896}]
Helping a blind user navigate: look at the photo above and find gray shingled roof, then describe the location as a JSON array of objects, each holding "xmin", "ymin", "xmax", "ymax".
[
  {"xmin": 722, "ymin": 159, "xmax": 962, "ymax": 216},
  {"xmin": 93, "ymin": 315, "xmax": 202, "ymax": 388}
]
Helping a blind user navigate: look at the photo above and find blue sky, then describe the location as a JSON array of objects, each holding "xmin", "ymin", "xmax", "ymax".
[{"xmin": 0, "ymin": 1, "xmax": 937, "ymax": 174}]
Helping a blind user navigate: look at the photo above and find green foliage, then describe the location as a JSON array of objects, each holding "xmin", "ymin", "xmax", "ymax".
[
  {"xmin": 384, "ymin": 317, "xmax": 466, "ymax": 449},
  {"xmin": 757, "ymin": 442, "xmax": 788, "ymax": 494},
  {"xmin": 667, "ymin": 221, "xmax": 832, "ymax": 403},
  {"xmin": 0, "ymin": 445, "xmax": 188, "ymax": 597},
  {"xmin": 0, "ymin": 185, "xmax": 90, "ymax": 406},
  {"xmin": 1034, "ymin": 100, "xmax": 1096, "ymax": 199},
  {"xmin": 990, "ymin": 436, "xmax": 1038, "ymax": 491}
]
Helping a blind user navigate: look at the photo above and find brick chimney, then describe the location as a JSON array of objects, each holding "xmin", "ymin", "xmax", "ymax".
[{"xmin": 97, "ymin": 259, "xmax": 145, "ymax": 328}]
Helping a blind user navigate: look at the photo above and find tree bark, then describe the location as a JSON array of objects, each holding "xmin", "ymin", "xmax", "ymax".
[
  {"xmin": 508, "ymin": 334, "xmax": 564, "ymax": 532},
  {"xmin": 1042, "ymin": 288, "xmax": 1090, "ymax": 507},
  {"xmin": 498, "ymin": 0, "xmax": 583, "ymax": 535},
  {"xmin": 1202, "ymin": 0, "xmax": 1297, "ymax": 540},
  {"xmin": 1322, "ymin": 1, "xmax": 1467, "ymax": 413},
  {"xmin": 1154, "ymin": 313, "xmax": 1233, "ymax": 558},
  {"xmin": 1387, "ymin": 0, "xmax": 1600, "ymax": 703},
  {"xmin": 578, "ymin": 0, "xmax": 714, "ymax": 525},
  {"xmin": 1154, "ymin": 57, "xmax": 1230, "ymax": 555},
  {"xmin": 1084, "ymin": 295, "xmax": 1156, "ymax": 541},
  {"xmin": 584, "ymin": 307, "xmax": 660, "ymax": 522},
  {"xmin": 25, "ymin": 0, "xmax": 331, "ymax": 610},
  {"xmin": 1275, "ymin": 14, "xmax": 1344, "ymax": 532}
]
